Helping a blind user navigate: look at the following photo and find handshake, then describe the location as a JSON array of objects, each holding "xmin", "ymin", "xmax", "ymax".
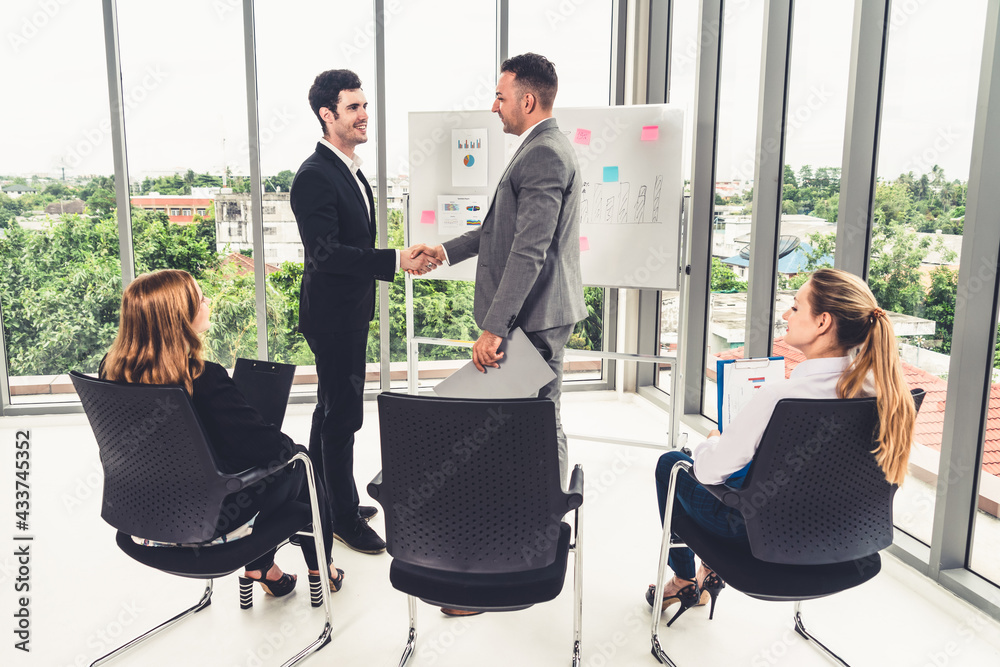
[{"xmin": 400, "ymin": 244, "xmax": 447, "ymax": 276}]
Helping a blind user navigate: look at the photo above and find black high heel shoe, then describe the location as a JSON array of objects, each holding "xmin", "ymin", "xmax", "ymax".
[
  {"xmin": 700, "ymin": 571, "xmax": 726, "ymax": 620},
  {"xmin": 307, "ymin": 567, "xmax": 345, "ymax": 607},
  {"xmin": 238, "ymin": 570, "xmax": 297, "ymax": 609},
  {"xmin": 644, "ymin": 579, "xmax": 702, "ymax": 627}
]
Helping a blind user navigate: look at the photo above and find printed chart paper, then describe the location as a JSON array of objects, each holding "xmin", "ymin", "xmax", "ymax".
[
  {"xmin": 438, "ymin": 194, "xmax": 487, "ymax": 235},
  {"xmin": 451, "ymin": 128, "xmax": 488, "ymax": 187},
  {"xmin": 716, "ymin": 357, "xmax": 785, "ymax": 431}
]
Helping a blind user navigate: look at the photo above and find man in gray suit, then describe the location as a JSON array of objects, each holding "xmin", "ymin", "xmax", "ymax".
[{"xmin": 418, "ymin": 53, "xmax": 586, "ymax": 479}]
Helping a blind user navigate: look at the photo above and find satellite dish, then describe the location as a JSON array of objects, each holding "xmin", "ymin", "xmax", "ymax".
[{"xmin": 738, "ymin": 235, "xmax": 800, "ymax": 260}]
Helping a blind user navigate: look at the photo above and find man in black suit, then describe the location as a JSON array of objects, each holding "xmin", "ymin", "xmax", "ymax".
[{"xmin": 291, "ymin": 69, "xmax": 434, "ymax": 554}]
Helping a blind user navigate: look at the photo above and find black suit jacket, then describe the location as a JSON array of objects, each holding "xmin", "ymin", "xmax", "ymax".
[
  {"xmin": 291, "ymin": 142, "xmax": 395, "ymax": 334},
  {"xmin": 190, "ymin": 361, "xmax": 299, "ymax": 474}
]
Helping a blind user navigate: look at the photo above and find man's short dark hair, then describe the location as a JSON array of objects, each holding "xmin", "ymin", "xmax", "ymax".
[
  {"xmin": 500, "ymin": 53, "xmax": 558, "ymax": 109},
  {"xmin": 308, "ymin": 69, "xmax": 362, "ymax": 132}
]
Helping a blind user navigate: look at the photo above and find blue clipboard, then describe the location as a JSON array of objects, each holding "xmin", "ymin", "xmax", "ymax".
[{"xmin": 716, "ymin": 356, "xmax": 784, "ymax": 431}]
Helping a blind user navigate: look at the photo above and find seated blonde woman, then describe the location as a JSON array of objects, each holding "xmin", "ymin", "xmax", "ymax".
[{"xmin": 650, "ymin": 268, "xmax": 916, "ymax": 624}]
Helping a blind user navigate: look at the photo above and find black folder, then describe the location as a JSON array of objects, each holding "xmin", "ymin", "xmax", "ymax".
[{"xmin": 232, "ymin": 358, "xmax": 296, "ymax": 429}]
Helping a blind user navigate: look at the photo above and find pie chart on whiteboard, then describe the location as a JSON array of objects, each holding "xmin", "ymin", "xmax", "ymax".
[{"xmin": 463, "ymin": 154, "xmax": 475, "ymax": 167}]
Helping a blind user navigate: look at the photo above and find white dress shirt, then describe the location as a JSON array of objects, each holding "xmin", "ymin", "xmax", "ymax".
[
  {"xmin": 319, "ymin": 137, "xmax": 399, "ymax": 270},
  {"xmin": 692, "ymin": 356, "xmax": 866, "ymax": 484}
]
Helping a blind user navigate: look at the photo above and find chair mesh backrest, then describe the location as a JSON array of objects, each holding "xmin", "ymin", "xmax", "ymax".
[
  {"xmin": 736, "ymin": 391, "xmax": 923, "ymax": 565},
  {"xmin": 71, "ymin": 372, "xmax": 234, "ymax": 544},
  {"xmin": 376, "ymin": 393, "xmax": 571, "ymax": 573}
]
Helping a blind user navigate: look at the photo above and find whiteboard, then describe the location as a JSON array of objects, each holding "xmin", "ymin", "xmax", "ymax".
[{"xmin": 407, "ymin": 104, "xmax": 684, "ymax": 290}]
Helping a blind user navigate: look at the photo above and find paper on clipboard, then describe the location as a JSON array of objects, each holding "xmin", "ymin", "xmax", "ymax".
[{"xmin": 716, "ymin": 357, "xmax": 785, "ymax": 431}]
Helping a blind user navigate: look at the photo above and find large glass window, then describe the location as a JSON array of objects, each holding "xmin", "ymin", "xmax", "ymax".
[
  {"xmin": 655, "ymin": 0, "xmax": 698, "ymax": 395},
  {"xmin": 770, "ymin": 0, "xmax": 851, "ymax": 345},
  {"xmin": 0, "ymin": 0, "xmax": 118, "ymax": 405},
  {"xmin": 509, "ymin": 0, "xmax": 613, "ymax": 107},
  {"xmin": 254, "ymin": 1, "xmax": 378, "ymax": 395},
  {"xmin": 873, "ymin": 0, "xmax": 987, "ymax": 545},
  {"xmin": 701, "ymin": 0, "xmax": 765, "ymax": 420},
  {"xmin": 970, "ymin": 307, "xmax": 1000, "ymax": 586},
  {"xmin": 508, "ymin": 0, "xmax": 613, "ymax": 387},
  {"xmin": 384, "ymin": 1, "xmax": 496, "ymax": 390},
  {"xmin": 116, "ymin": 1, "xmax": 253, "ymax": 370}
]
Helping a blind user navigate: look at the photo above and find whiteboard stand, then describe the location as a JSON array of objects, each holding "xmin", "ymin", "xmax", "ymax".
[{"xmin": 400, "ymin": 193, "xmax": 692, "ymax": 453}]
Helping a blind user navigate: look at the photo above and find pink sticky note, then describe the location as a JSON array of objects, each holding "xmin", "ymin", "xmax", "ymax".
[
  {"xmin": 574, "ymin": 128, "xmax": 592, "ymax": 145},
  {"xmin": 641, "ymin": 125, "xmax": 659, "ymax": 141},
  {"xmin": 579, "ymin": 236, "xmax": 590, "ymax": 251},
  {"xmin": 420, "ymin": 210, "xmax": 435, "ymax": 224}
]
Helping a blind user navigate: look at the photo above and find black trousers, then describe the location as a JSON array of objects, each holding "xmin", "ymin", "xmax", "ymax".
[
  {"xmin": 237, "ymin": 459, "xmax": 334, "ymax": 572},
  {"xmin": 305, "ymin": 329, "xmax": 368, "ymax": 531}
]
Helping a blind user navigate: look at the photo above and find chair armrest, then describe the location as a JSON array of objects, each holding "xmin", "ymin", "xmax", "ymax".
[
  {"xmin": 566, "ymin": 464, "xmax": 584, "ymax": 510},
  {"xmin": 699, "ymin": 481, "xmax": 741, "ymax": 508},
  {"xmin": 225, "ymin": 457, "xmax": 295, "ymax": 493},
  {"xmin": 367, "ymin": 470, "xmax": 383, "ymax": 500}
]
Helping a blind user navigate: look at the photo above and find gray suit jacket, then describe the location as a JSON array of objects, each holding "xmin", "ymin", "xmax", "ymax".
[{"xmin": 443, "ymin": 117, "xmax": 587, "ymax": 337}]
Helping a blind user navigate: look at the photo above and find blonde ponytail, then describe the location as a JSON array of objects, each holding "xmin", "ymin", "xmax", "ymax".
[{"xmin": 808, "ymin": 270, "xmax": 917, "ymax": 485}]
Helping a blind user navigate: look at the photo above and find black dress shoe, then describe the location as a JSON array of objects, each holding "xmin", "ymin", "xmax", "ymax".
[
  {"xmin": 359, "ymin": 505, "xmax": 379, "ymax": 522},
  {"xmin": 333, "ymin": 519, "xmax": 386, "ymax": 554}
]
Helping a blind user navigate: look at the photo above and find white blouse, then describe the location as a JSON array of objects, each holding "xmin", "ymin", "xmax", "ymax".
[{"xmin": 692, "ymin": 356, "xmax": 859, "ymax": 485}]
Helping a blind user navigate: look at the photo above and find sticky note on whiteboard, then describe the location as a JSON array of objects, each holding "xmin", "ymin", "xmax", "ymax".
[
  {"xmin": 420, "ymin": 210, "xmax": 435, "ymax": 224},
  {"xmin": 579, "ymin": 236, "xmax": 590, "ymax": 251},
  {"xmin": 603, "ymin": 166, "xmax": 619, "ymax": 182},
  {"xmin": 574, "ymin": 129, "xmax": 591, "ymax": 145},
  {"xmin": 641, "ymin": 125, "xmax": 659, "ymax": 141}
]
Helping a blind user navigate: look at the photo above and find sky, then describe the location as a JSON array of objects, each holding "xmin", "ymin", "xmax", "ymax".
[{"xmin": 0, "ymin": 0, "xmax": 987, "ymax": 184}]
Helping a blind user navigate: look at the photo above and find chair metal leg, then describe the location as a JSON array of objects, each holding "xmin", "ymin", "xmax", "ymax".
[
  {"xmin": 792, "ymin": 601, "xmax": 850, "ymax": 667},
  {"xmin": 649, "ymin": 460, "xmax": 691, "ymax": 666},
  {"xmin": 90, "ymin": 580, "xmax": 214, "ymax": 666},
  {"xmin": 280, "ymin": 453, "xmax": 335, "ymax": 667},
  {"xmin": 571, "ymin": 504, "xmax": 583, "ymax": 667},
  {"xmin": 398, "ymin": 594, "xmax": 418, "ymax": 667}
]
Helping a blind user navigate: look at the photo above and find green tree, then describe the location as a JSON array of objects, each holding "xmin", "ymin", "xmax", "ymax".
[
  {"xmin": 131, "ymin": 210, "xmax": 220, "ymax": 279},
  {"xmin": 86, "ymin": 187, "xmax": 116, "ymax": 217},
  {"xmin": 711, "ymin": 257, "xmax": 747, "ymax": 292},
  {"xmin": 266, "ymin": 170, "xmax": 295, "ymax": 193},
  {"xmin": 924, "ymin": 266, "xmax": 958, "ymax": 352},
  {"xmin": 868, "ymin": 209, "xmax": 931, "ymax": 315}
]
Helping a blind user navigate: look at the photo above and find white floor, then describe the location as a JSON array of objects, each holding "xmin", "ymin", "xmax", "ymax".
[{"xmin": 3, "ymin": 391, "xmax": 1000, "ymax": 667}]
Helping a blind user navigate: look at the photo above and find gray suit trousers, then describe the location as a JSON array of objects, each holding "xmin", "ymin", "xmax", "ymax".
[{"xmin": 526, "ymin": 323, "xmax": 575, "ymax": 484}]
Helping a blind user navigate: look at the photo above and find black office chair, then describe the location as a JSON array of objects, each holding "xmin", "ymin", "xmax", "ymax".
[
  {"xmin": 650, "ymin": 389, "xmax": 926, "ymax": 667},
  {"xmin": 70, "ymin": 371, "xmax": 335, "ymax": 667},
  {"xmin": 368, "ymin": 392, "xmax": 585, "ymax": 666}
]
